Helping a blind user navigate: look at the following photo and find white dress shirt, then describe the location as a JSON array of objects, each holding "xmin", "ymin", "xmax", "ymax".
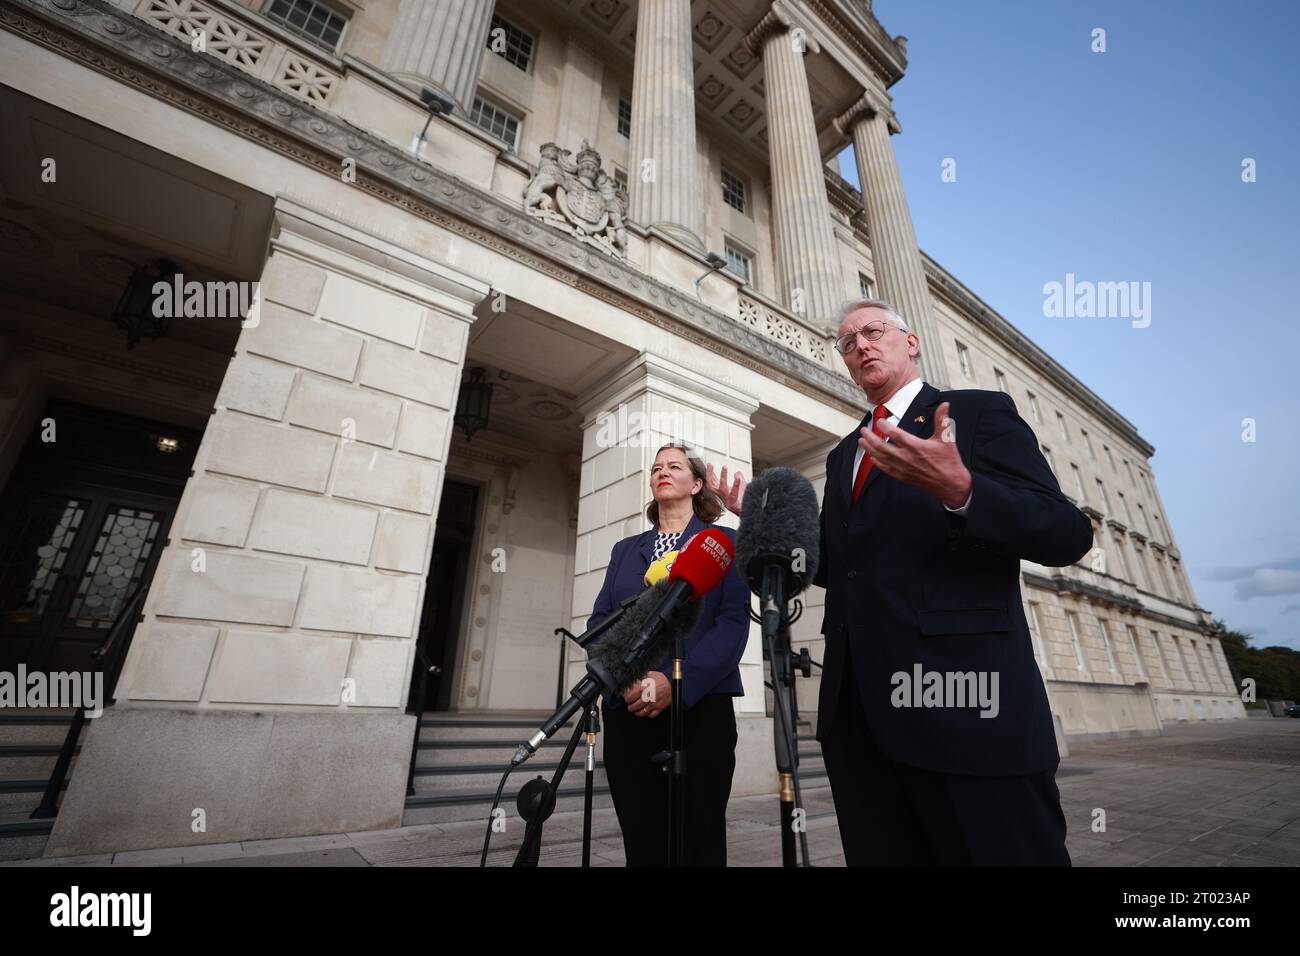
[{"xmin": 852, "ymin": 376, "xmax": 972, "ymax": 515}]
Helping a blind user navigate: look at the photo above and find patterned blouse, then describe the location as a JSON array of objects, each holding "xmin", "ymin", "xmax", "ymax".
[{"xmin": 651, "ymin": 529, "xmax": 683, "ymax": 562}]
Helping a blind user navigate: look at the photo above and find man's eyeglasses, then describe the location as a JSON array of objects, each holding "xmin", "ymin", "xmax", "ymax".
[{"xmin": 835, "ymin": 322, "xmax": 905, "ymax": 356}]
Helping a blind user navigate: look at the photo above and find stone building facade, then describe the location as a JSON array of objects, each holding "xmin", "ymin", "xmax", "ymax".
[{"xmin": 0, "ymin": 0, "xmax": 1241, "ymax": 857}]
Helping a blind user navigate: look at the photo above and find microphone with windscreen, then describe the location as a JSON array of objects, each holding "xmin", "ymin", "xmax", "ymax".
[
  {"xmin": 735, "ymin": 468, "xmax": 820, "ymax": 637},
  {"xmin": 590, "ymin": 527, "xmax": 733, "ymax": 695},
  {"xmin": 510, "ymin": 529, "xmax": 733, "ymax": 766}
]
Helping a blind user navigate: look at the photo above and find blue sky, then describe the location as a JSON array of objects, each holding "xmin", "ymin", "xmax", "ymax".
[{"xmin": 836, "ymin": 0, "xmax": 1300, "ymax": 649}]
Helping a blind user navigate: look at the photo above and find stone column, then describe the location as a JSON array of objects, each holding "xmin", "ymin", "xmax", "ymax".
[
  {"xmin": 553, "ymin": 36, "xmax": 605, "ymax": 154},
  {"xmin": 45, "ymin": 201, "xmax": 490, "ymax": 857},
  {"xmin": 836, "ymin": 89, "xmax": 947, "ymax": 387},
  {"xmin": 381, "ymin": 0, "xmax": 496, "ymax": 115},
  {"xmin": 745, "ymin": 11, "xmax": 844, "ymax": 329},
  {"xmin": 627, "ymin": 0, "xmax": 702, "ymax": 248}
]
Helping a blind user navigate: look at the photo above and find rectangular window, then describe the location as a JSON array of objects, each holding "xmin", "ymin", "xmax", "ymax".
[
  {"xmin": 1027, "ymin": 392, "xmax": 1041, "ymax": 423},
  {"xmin": 1170, "ymin": 557, "xmax": 1188, "ymax": 603},
  {"xmin": 956, "ymin": 343, "xmax": 971, "ymax": 379},
  {"xmin": 1171, "ymin": 634, "xmax": 1191, "ymax": 686},
  {"xmin": 1041, "ymin": 445, "xmax": 1055, "ymax": 476},
  {"xmin": 1126, "ymin": 624, "xmax": 1147, "ymax": 680},
  {"xmin": 486, "ymin": 14, "xmax": 534, "ymax": 71},
  {"xmin": 1071, "ymin": 464, "xmax": 1086, "ymax": 503},
  {"xmin": 617, "ymin": 93, "xmax": 632, "ymax": 138},
  {"xmin": 1027, "ymin": 602, "xmax": 1047, "ymax": 670},
  {"xmin": 721, "ymin": 166, "xmax": 747, "ymax": 213},
  {"xmin": 1136, "ymin": 502, "xmax": 1151, "ymax": 536},
  {"xmin": 1065, "ymin": 611, "xmax": 1087, "ymax": 672},
  {"xmin": 1141, "ymin": 470, "xmax": 1156, "ymax": 504},
  {"xmin": 1111, "ymin": 530, "xmax": 1130, "ymax": 579},
  {"xmin": 1154, "ymin": 550, "xmax": 1173, "ymax": 596},
  {"xmin": 1152, "ymin": 511, "xmax": 1165, "ymax": 543},
  {"xmin": 265, "ymin": 0, "xmax": 347, "ymax": 52},
  {"xmin": 724, "ymin": 242, "xmax": 752, "ymax": 285},
  {"xmin": 1081, "ymin": 428, "xmax": 1095, "ymax": 460},
  {"xmin": 995, "ymin": 369, "xmax": 1008, "ymax": 393},
  {"xmin": 469, "ymin": 96, "xmax": 522, "ymax": 150},
  {"xmin": 1127, "ymin": 538, "xmax": 1148, "ymax": 590},
  {"xmin": 1098, "ymin": 618, "xmax": 1119, "ymax": 674},
  {"xmin": 1056, "ymin": 411, "xmax": 1068, "ymax": 440},
  {"xmin": 858, "ymin": 273, "xmax": 873, "ymax": 299},
  {"xmin": 1118, "ymin": 490, "xmax": 1133, "ymax": 526},
  {"xmin": 1095, "ymin": 478, "xmax": 1111, "ymax": 513},
  {"xmin": 1104, "ymin": 444, "xmax": 1116, "ymax": 472},
  {"xmin": 1151, "ymin": 629, "xmax": 1171, "ymax": 681}
]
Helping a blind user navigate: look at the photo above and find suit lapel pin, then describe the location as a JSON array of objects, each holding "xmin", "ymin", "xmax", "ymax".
[{"xmin": 914, "ymin": 415, "xmax": 926, "ymax": 424}]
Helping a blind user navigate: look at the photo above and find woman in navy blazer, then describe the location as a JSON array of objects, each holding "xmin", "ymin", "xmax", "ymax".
[{"xmin": 586, "ymin": 442, "xmax": 752, "ymax": 866}]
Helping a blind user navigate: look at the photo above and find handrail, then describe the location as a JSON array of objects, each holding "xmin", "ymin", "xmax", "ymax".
[
  {"xmin": 405, "ymin": 645, "xmax": 440, "ymax": 797},
  {"xmin": 30, "ymin": 581, "xmax": 149, "ymax": 820}
]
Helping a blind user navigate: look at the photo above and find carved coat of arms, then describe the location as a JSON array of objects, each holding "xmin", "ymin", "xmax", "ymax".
[{"xmin": 524, "ymin": 140, "xmax": 628, "ymax": 258}]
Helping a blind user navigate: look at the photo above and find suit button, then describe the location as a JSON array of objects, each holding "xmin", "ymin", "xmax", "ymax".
[{"xmin": 847, "ymin": 570, "xmax": 857, "ymax": 580}]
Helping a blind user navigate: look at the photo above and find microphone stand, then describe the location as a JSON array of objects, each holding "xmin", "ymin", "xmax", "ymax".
[
  {"xmin": 666, "ymin": 628, "xmax": 687, "ymax": 866},
  {"xmin": 582, "ymin": 703, "xmax": 600, "ymax": 867},
  {"xmin": 755, "ymin": 564, "xmax": 813, "ymax": 867},
  {"xmin": 513, "ymin": 710, "xmax": 586, "ymax": 867},
  {"xmin": 508, "ymin": 599, "xmax": 636, "ymax": 868}
]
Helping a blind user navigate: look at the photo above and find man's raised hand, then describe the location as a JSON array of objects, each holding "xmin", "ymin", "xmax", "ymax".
[
  {"xmin": 859, "ymin": 401, "xmax": 972, "ymax": 509},
  {"xmin": 706, "ymin": 462, "xmax": 747, "ymax": 517}
]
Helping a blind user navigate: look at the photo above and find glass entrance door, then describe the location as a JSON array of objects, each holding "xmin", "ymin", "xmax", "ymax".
[{"xmin": 0, "ymin": 400, "xmax": 200, "ymax": 674}]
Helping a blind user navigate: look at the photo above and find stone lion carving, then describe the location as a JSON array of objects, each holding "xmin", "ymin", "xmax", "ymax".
[{"xmin": 523, "ymin": 140, "xmax": 627, "ymax": 258}]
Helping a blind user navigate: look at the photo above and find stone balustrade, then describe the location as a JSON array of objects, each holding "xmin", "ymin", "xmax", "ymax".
[
  {"xmin": 737, "ymin": 289, "xmax": 831, "ymax": 367},
  {"xmin": 134, "ymin": 0, "xmax": 340, "ymax": 105}
]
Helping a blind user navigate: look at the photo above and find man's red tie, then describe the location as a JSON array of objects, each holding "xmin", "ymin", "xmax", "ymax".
[{"xmin": 851, "ymin": 404, "xmax": 892, "ymax": 504}]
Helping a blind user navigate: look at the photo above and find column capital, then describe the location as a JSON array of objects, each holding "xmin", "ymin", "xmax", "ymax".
[
  {"xmin": 744, "ymin": 6, "xmax": 821, "ymax": 57},
  {"xmin": 579, "ymin": 351, "xmax": 760, "ymax": 426},
  {"xmin": 833, "ymin": 88, "xmax": 901, "ymax": 137}
]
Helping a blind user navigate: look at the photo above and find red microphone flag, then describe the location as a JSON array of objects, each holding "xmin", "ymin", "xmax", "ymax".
[{"xmin": 667, "ymin": 527, "xmax": 734, "ymax": 599}]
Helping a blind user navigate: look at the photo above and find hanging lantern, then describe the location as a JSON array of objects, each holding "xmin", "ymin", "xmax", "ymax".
[
  {"xmin": 454, "ymin": 367, "xmax": 493, "ymax": 441},
  {"xmin": 111, "ymin": 259, "xmax": 179, "ymax": 349}
]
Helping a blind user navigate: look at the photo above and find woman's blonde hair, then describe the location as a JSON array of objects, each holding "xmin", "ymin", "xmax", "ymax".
[{"xmin": 644, "ymin": 442, "xmax": 723, "ymax": 526}]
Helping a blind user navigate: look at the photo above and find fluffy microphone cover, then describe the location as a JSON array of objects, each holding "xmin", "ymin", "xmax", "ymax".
[
  {"xmin": 587, "ymin": 579, "xmax": 703, "ymax": 694},
  {"xmin": 735, "ymin": 467, "xmax": 821, "ymax": 595}
]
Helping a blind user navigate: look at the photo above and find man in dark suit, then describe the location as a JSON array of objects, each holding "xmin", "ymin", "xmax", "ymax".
[{"xmin": 812, "ymin": 298, "xmax": 1093, "ymax": 866}]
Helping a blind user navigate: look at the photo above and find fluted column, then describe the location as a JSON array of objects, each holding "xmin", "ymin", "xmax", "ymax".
[
  {"xmin": 745, "ymin": 11, "xmax": 843, "ymax": 328},
  {"xmin": 628, "ymin": 0, "xmax": 702, "ymax": 249},
  {"xmin": 836, "ymin": 90, "xmax": 946, "ymax": 387},
  {"xmin": 381, "ymin": 0, "xmax": 496, "ymax": 115}
]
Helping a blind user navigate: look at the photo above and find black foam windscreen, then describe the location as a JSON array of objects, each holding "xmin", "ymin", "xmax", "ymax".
[
  {"xmin": 734, "ymin": 467, "xmax": 820, "ymax": 595},
  {"xmin": 587, "ymin": 579, "xmax": 703, "ymax": 694}
]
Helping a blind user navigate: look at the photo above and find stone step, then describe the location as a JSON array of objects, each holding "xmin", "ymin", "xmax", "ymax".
[
  {"xmin": 0, "ymin": 777, "xmax": 63, "ymax": 816},
  {"xmin": 411, "ymin": 761, "xmax": 609, "ymax": 794},
  {"xmin": 415, "ymin": 715, "xmax": 582, "ymax": 742},
  {"xmin": 0, "ymin": 812, "xmax": 54, "ymax": 863},
  {"xmin": 0, "ymin": 748, "xmax": 80, "ymax": 779},
  {"xmin": 402, "ymin": 785, "xmax": 616, "ymax": 826},
  {"xmin": 0, "ymin": 721, "xmax": 85, "ymax": 746},
  {"xmin": 413, "ymin": 738, "xmax": 594, "ymax": 767}
]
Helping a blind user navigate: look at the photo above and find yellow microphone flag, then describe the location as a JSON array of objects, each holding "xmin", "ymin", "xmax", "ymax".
[{"xmin": 643, "ymin": 550, "xmax": 680, "ymax": 586}]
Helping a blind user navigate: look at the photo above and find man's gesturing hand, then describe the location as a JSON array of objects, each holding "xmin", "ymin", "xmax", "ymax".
[
  {"xmin": 859, "ymin": 401, "xmax": 972, "ymax": 509},
  {"xmin": 706, "ymin": 462, "xmax": 746, "ymax": 517}
]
